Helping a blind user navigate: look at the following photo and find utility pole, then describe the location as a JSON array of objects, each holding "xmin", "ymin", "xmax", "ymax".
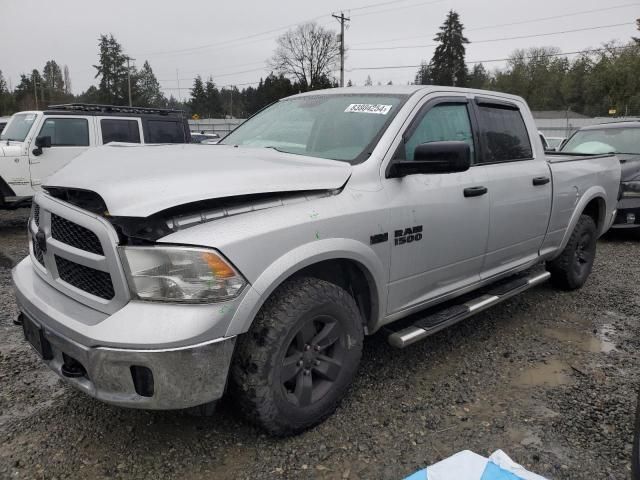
[
  {"xmin": 176, "ymin": 69, "xmax": 182, "ymax": 104},
  {"xmin": 125, "ymin": 56, "xmax": 135, "ymax": 106},
  {"xmin": 31, "ymin": 72, "xmax": 39, "ymax": 110},
  {"xmin": 332, "ymin": 11, "xmax": 350, "ymax": 87}
]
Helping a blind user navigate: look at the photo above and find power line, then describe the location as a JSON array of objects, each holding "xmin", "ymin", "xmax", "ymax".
[
  {"xmin": 351, "ymin": 0, "xmax": 445, "ymax": 18},
  {"xmin": 160, "ymin": 80, "xmax": 261, "ymax": 91},
  {"xmin": 347, "ymin": 46, "xmax": 632, "ymax": 71},
  {"xmin": 159, "ymin": 66, "xmax": 268, "ymax": 83},
  {"xmin": 350, "ymin": 2, "xmax": 638, "ymax": 46},
  {"xmin": 347, "ymin": 0, "xmax": 419, "ymax": 12},
  {"xmin": 467, "ymin": 2, "xmax": 639, "ymax": 32},
  {"xmin": 137, "ymin": 13, "xmax": 329, "ymax": 58},
  {"xmin": 351, "ymin": 22, "xmax": 635, "ymax": 51}
]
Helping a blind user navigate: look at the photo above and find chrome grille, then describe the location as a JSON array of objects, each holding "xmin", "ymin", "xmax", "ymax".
[
  {"xmin": 51, "ymin": 214, "xmax": 104, "ymax": 255},
  {"xmin": 55, "ymin": 255, "xmax": 115, "ymax": 300},
  {"xmin": 29, "ymin": 194, "xmax": 129, "ymax": 314}
]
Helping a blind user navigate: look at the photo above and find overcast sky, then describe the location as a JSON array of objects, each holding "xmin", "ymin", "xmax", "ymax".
[{"xmin": 1, "ymin": 0, "xmax": 638, "ymax": 98}]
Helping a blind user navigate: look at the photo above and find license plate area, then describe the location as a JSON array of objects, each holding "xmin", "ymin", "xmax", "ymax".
[{"xmin": 22, "ymin": 314, "xmax": 53, "ymax": 360}]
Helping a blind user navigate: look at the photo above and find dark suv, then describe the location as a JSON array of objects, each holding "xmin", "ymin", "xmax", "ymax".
[{"xmin": 561, "ymin": 121, "xmax": 640, "ymax": 233}]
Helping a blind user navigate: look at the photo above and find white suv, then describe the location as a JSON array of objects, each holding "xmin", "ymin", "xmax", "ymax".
[{"xmin": 0, "ymin": 104, "xmax": 191, "ymax": 208}]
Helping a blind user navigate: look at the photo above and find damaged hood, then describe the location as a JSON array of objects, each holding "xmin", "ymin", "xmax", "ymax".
[{"xmin": 45, "ymin": 144, "xmax": 352, "ymax": 217}]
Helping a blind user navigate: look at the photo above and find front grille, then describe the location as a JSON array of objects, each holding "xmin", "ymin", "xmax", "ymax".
[
  {"xmin": 55, "ymin": 255, "xmax": 115, "ymax": 300},
  {"xmin": 33, "ymin": 204, "xmax": 40, "ymax": 226},
  {"xmin": 51, "ymin": 214, "xmax": 104, "ymax": 255},
  {"xmin": 32, "ymin": 238, "xmax": 45, "ymax": 266}
]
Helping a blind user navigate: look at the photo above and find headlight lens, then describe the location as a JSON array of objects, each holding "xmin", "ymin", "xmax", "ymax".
[
  {"xmin": 119, "ymin": 246, "xmax": 246, "ymax": 303},
  {"xmin": 622, "ymin": 181, "xmax": 640, "ymax": 198}
]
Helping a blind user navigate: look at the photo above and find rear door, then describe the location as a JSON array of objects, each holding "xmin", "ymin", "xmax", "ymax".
[
  {"xmin": 471, "ymin": 97, "xmax": 552, "ymax": 279},
  {"xmin": 385, "ymin": 95, "xmax": 491, "ymax": 314},
  {"xmin": 142, "ymin": 118, "xmax": 188, "ymax": 144},
  {"xmin": 28, "ymin": 115, "xmax": 94, "ymax": 188},
  {"xmin": 97, "ymin": 117, "xmax": 143, "ymax": 145}
]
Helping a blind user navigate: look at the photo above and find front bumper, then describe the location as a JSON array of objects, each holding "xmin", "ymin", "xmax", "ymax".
[
  {"xmin": 612, "ymin": 197, "xmax": 640, "ymax": 229},
  {"xmin": 19, "ymin": 314, "xmax": 236, "ymax": 409},
  {"xmin": 12, "ymin": 257, "xmax": 239, "ymax": 409}
]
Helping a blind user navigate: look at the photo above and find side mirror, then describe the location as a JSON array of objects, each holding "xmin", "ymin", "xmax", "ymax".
[
  {"xmin": 32, "ymin": 135, "xmax": 51, "ymax": 156},
  {"xmin": 387, "ymin": 141, "xmax": 471, "ymax": 178}
]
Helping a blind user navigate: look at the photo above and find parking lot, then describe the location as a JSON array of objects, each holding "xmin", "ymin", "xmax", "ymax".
[{"xmin": 0, "ymin": 206, "xmax": 638, "ymax": 479}]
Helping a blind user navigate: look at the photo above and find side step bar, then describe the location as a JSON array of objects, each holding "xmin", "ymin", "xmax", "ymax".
[{"xmin": 388, "ymin": 271, "xmax": 551, "ymax": 348}]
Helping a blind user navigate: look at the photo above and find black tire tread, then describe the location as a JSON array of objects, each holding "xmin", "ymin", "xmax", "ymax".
[
  {"xmin": 547, "ymin": 214, "xmax": 597, "ymax": 290},
  {"xmin": 230, "ymin": 276, "xmax": 363, "ymax": 436}
]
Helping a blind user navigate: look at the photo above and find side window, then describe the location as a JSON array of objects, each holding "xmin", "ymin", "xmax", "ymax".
[
  {"xmin": 476, "ymin": 105, "xmax": 533, "ymax": 163},
  {"xmin": 101, "ymin": 119, "xmax": 141, "ymax": 144},
  {"xmin": 145, "ymin": 120, "xmax": 184, "ymax": 143},
  {"xmin": 39, "ymin": 118, "xmax": 89, "ymax": 146},
  {"xmin": 403, "ymin": 103, "xmax": 474, "ymax": 161}
]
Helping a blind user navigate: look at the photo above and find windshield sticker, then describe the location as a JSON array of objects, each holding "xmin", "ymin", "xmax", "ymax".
[
  {"xmin": 344, "ymin": 104, "xmax": 392, "ymax": 115},
  {"xmin": 24, "ymin": 114, "xmax": 36, "ymax": 121}
]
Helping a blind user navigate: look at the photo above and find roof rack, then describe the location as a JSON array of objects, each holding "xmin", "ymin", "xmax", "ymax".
[{"xmin": 47, "ymin": 103, "xmax": 184, "ymax": 115}]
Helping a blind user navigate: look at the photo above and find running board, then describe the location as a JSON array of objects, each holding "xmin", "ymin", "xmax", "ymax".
[{"xmin": 387, "ymin": 271, "xmax": 551, "ymax": 348}]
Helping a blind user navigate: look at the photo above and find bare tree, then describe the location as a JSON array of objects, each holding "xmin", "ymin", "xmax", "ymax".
[
  {"xmin": 270, "ymin": 22, "xmax": 340, "ymax": 89},
  {"xmin": 63, "ymin": 65, "xmax": 72, "ymax": 95}
]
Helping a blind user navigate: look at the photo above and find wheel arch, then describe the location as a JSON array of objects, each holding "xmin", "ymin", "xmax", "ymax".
[
  {"xmin": 225, "ymin": 238, "xmax": 387, "ymax": 337},
  {"xmin": 557, "ymin": 187, "xmax": 608, "ymax": 254}
]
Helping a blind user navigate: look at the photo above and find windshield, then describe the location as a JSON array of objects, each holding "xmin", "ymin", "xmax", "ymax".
[
  {"xmin": 221, "ymin": 94, "xmax": 407, "ymax": 163},
  {"xmin": 561, "ymin": 126, "xmax": 640, "ymax": 155},
  {"xmin": 0, "ymin": 113, "xmax": 38, "ymax": 142}
]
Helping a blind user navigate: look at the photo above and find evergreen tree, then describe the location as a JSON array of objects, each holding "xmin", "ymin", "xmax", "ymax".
[
  {"xmin": 135, "ymin": 61, "xmax": 166, "ymax": 107},
  {"xmin": 204, "ymin": 77, "xmax": 222, "ymax": 117},
  {"xmin": 364, "ymin": 75, "xmax": 373, "ymax": 86},
  {"xmin": 42, "ymin": 60, "xmax": 65, "ymax": 104},
  {"xmin": 93, "ymin": 34, "xmax": 128, "ymax": 104},
  {"xmin": 0, "ymin": 70, "xmax": 15, "ymax": 115},
  {"xmin": 189, "ymin": 76, "xmax": 207, "ymax": 116},
  {"xmin": 414, "ymin": 61, "xmax": 432, "ymax": 85},
  {"xmin": 429, "ymin": 10, "xmax": 469, "ymax": 86},
  {"xmin": 467, "ymin": 63, "xmax": 489, "ymax": 89}
]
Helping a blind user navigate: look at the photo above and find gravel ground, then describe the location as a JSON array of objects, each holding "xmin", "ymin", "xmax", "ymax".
[{"xmin": 1, "ymin": 207, "xmax": 639, "ymax": 479}]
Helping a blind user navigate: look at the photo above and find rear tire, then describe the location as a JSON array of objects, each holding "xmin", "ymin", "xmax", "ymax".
[
  {"xmin": 546, "ymin": 214, "xmax": 597, "ymax": 290},
  {"xmin": 230, "ymin": 277, "xmax": 363, "ymax": 436}
]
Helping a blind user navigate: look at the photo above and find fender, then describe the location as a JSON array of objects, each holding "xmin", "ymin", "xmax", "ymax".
[
  {"xmin": 554, "ymin": 186, "xmax": 608, "ymax": 258},
  {"xmin": 225, "ymin": 238, "xmax": 387, "ymax": 337}
]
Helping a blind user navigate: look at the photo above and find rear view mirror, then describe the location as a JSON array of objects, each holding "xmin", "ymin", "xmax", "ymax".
[
  {"xmin": 32, "ymin": 135, "xmax": 52, "ymax": 156},
  {"xmin": 387, "ymin": 141, "xmax": 471, "ymax": 178}
]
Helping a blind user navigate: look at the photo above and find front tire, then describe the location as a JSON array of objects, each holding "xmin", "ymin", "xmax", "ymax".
[
  {"xmin": 230, "ymin": 277, "xmax": 364, "ymax": 436},
  {"xmin": 546, "ymin": 214, "xmax": 597, "ymax": 290}
]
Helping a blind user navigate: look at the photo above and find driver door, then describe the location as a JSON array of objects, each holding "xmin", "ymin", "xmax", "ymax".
[
  {"xmin": 28, "ymin": 116, "xmax": 94, "ymax": 189},
  {"xmin": 384, "ymin": 97, "xmax": 490, "ymax": 314}
]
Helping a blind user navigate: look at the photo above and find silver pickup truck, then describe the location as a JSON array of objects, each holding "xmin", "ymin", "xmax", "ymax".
[{"xmin": 12, "ymin": 86, "xmax": 620, "ymax": 435}]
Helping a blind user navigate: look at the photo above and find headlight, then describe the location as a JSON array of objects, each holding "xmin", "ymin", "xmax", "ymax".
[
  {"xmin": 119, "ymin": 246, "xmax": 246, "ymax": 303},
  {"xmin": 621, "ymin": 181, "xmax": 640, "ymax": 198}
]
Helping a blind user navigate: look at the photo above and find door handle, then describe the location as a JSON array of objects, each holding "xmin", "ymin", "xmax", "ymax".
[
  {"xmin": 463, "ymin": 186, "xmax": 488, "ymax": 198},
  {"xmin": 532, "ymin": 176, "xmax": 550, "ymax": 186}
]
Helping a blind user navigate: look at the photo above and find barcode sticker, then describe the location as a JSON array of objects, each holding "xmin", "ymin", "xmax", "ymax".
[{"xmin": 344, "ymin": 104, "xmax": 392, "ymax": 115}]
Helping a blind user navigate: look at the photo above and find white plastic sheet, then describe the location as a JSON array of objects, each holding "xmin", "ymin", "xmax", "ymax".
[{"xmin": 404, "ymin": 450, "xmax": 548, "ymax": 480}]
